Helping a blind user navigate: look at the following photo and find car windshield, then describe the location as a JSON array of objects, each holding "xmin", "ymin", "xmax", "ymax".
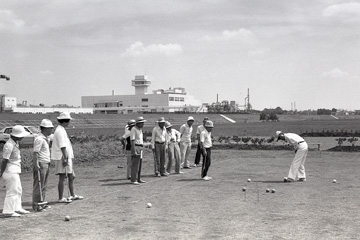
[{"xmin": 27, "ymin": 126, "xmax": 40, "ymax": 134}]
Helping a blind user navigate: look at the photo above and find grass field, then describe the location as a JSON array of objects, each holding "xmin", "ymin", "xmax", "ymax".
[{"xmin": 1, "ymin": 149, "xmax": 359, "ymax": 239}]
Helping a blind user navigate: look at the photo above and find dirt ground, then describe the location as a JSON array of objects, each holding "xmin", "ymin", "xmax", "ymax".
[{"xmin": 1, "ymin": 149, "xmax": 360, "ymax": 240}]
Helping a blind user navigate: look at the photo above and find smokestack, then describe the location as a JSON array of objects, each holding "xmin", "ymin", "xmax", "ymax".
[
  {"xmin": 217, "ymin": 94, "xmax": 218, "ymax": 103},
  {"xmin": 112, "ymin": 90, "xmax": 114, "ymax": 96}
]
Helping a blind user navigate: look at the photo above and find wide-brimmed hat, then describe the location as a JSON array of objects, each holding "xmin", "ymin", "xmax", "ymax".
[
  {"xmin": 164, "ymin": 121, "xmax": 173, "ymax": 128},
  {"xmin": 157, "ymin": 117, "xmax": 166, "ymax": 123},
  {"xmin": 135, "ymin": 116, "xmax": 147, "ymax": 123},
  {"xmin": 57, "ymin": 112, "xmax": 72, "ymax": 120},
  {"xmin": 128, "ymin": 119, "xmax": 136, "ymax": 126},
  {"xmin": 40, "ymin": 119, "xmax": 54, "ymax": 128},
  {"xmin": 204, "ymin": 120, "xmax": 214, "ymax": 128},
  {"xmin": 187, "ymin": 116, "xmax": 195, "ymax": 121},
  {"xmin": 11, "ymin": 125, "xmax": 30, "ymax": 138}
]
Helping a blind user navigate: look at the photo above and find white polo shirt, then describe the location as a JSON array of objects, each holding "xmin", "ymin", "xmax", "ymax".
[
  {"xmin": 2, "ymin": 138, "xmax": 22, "ymax": 174},
  {"xmin": 51, "ymin": 125, "xmax": 74, "ymax": 160},
  {"xmin": 130, "ymin": 126, "xmax": 143, "ymax": 145},
  {"xmin": 200, "ymin": 129, "xmax": 212, "ymax": 148},
  {"xmin": 180, "ymin": 123, "xmax": 193, "ymax": 143},
  {"xmin": 33, "ymin": 133, "xmax": 51, "ymax": 163},
  {"xmin": 284, "ymin": 133, "xmax": 305, "ymax": 148},
  {"xmin": 151, "ymin": 125, "xmax": 166, "ymax": 148},
  {"xmin": 196, "ymin": 125, "xmax": 205, "ymax": 135},
  {"xmin": 166, "ymin": 129, "xmax": 181, "ymax": 144}
]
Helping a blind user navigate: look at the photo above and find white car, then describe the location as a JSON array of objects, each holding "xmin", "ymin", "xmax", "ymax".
[{"xmin": 0, "ymin": 126, "xmax": 40, "ymax": 148}]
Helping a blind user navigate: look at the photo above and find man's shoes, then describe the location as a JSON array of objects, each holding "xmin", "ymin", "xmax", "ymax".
[
  {"xmin": 298, "ymin": 178, "xmax": 306, "ymax": 182},
  {"xmin": 175, "ymin": 171, "xmax": 184, "ymax": 174},
  {"xmin": 138, "ymin": 180, "xmax": 146, "ymax": 183},
  {"xmin": 16, "ymin": 209, "xmax": 30, "ymax": 214},
  {"xmin": 183, "ymin": 166, "xmax": 192, "ymax": 169},
  {"xmin": 68, "ymin": 195, "xmax": 84, "ymax": 201},
  {"xmin": 155, "ymin": 173, "xmax": 161, "ymax": 177},
  {"xmin": 131, "ymin": 181, "xmax": 140, "ymax": 185},
  {"xmin": 5, "ymin": 212, "xmax": 21, "ymax": 217},
  {"xmin": 202, "ymin": 176, "xmax": 210, "ymax": 181},
  {"xmin": 284, "ymin": 177, "xmax": 294, "ymax": 182},
  {"xmin": 207, "ymin": 176, "xmax": 212, "ymax": 180},
  {"xmin": 193, "ymin": 164, "xmax": 197, "ymax": 167},
  {"xmin": 58, "ymin": 198, "xmax": 72, "ymax": 203},
  {"xmin": 161, "ymin": 173, "xmax": 169, "ymax": 177}
]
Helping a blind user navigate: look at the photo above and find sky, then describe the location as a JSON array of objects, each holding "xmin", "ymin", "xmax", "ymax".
[{"xmin": 0, "ymin": 0, "xmax": 359, "ymax": 111}]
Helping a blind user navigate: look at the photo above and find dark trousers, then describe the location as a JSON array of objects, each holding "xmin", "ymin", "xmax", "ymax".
[
  {"xmin": 32, "ymin": 162, "xmax": 50, "ymax": 206},
  {"xmin": 194, "ymin": 143, "xmax": 204, "ymax": 165},
  {"xmin": 201, "ymin": 148, "xmax": 212, "ymax": 178},
  {"xmin": 154, "ymin": 142, "xmax": 166, "ymax": 175}
]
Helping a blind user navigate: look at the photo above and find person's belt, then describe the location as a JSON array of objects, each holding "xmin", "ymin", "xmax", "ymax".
[
  {"xmin": 298, "ymin": 141, "xmax": 305, "ymax": 144},
  {"xmin": 135, "ymin": 144, "xmax": 143, "ymax": 147},
  {"xmin": 155, "ymin": 141, "xmax": 165, "ymax": 144}
]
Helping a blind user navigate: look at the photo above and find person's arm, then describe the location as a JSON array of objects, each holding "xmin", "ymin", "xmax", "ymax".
[
  {"xmin": 131, "ymin": 140, "xmax": 136, "ymax": 156},
  {"xmin": 61, "ymin": 147, "xmax": 68, "ymax": 166},
  {"xmin": 200, "ymin": 132, "xmax": 207, "ymax": 156},
  {"xmin": 0, "ymin": 158, "xmax": 8, "ymax": 177},
  {"xmin": 151, "ymin": 128, "xmax": 156, "ymax": 151},
  {"xmin": 120, "ymin": 137, "xmax": 126, "ymax": 150}
]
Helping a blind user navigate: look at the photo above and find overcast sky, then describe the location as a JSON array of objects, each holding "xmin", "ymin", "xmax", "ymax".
[{"xmin": 0, "ymin": 0, "xmax": 359, "ymax": 110}]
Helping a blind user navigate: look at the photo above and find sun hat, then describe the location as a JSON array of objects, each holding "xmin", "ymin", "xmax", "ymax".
[
  {"xmin": 164, "ymin": 121, "xmax": 173, "ymax": 128},
  {"xmin": 57, "ymin": 112, "xmax": 72, "ymax": 120},
  {"xmin": 157, "ymin": 117, "xmax": 166, "ymax": 123},
  {"xmin": 128, "ymin": 119, "xmax": 136, "ymax": 126},
  {"xmin": 276, "ymin": 131, "xmax": 282, "ymax": 137},
  {"xmin": 135, "ymin": 116, "xmax": 147, "ymax": 123},
  {"xmin": 187, "ymin": 116, "xmax": 195, "ymax": 121},
  {"xmin": 204, "ymin": 120, "xmax": 214, "ymax": 128},
  {"xmin": 11, "ymin": 125, "xmax": 30, "ymax": 138},
  {"xmin": 40, "ymin": 119, "xmax": 54, "ymax": 128}
]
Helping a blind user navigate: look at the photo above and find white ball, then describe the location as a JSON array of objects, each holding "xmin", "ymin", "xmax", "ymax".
[
  {"xmin": 247, "ymin": 178, "xmax": 251, "ymax": 182},
  {"xmin": 147, "ymin": 203, "xmax": 152, "ymax": 208},
  {"xmin": 332, "ymin": 179, "xmax": 337, "ymax": 183}
]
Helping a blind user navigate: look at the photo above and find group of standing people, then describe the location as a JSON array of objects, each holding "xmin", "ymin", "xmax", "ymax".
[
  {"xmin": 1, "ymin": 112, "xmax": 83, "ymax": 217},
  {"xmin": 121, "ymin": 116, "xmax": 215, "ymax": 184}
]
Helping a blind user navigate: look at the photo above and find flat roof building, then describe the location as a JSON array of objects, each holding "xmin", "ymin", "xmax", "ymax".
[{"xmin": 81, "ymin": 75, "xmax": 202, "ymax": 114}]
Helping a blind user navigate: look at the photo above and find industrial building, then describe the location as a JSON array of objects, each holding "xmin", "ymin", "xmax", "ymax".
[{"xmin": 81, "ymin": 75, "xmax": 202, "ymax": 114}]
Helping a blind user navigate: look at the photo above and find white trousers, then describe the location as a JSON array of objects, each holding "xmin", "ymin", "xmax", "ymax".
[
  {"xmin": 180, "ymin": 142, "xmax": 191, "ymax": 168},
  {"xmin": 2, "ymin": 172, "xmax": 23, "ymax": 214},
  {"xmin": 288, "ymin": 142, "xmax": 308, "ymax": 180}
]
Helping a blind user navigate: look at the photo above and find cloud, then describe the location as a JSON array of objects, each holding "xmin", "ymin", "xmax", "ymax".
[
  {"xmin": 198, "ymin": 28, "xmax": 256, "ymax": 44},
  {"xmin": 321, "ymin": 68, "xmax": 349, "ymax": 78},
  {"xmin": 0, "ymin": 9, "xmax": 25, "ymax": 30},
  {"xmin": 121, "ymin": 42, "xmax": 183, "ymax": 57},
  {"xmin": 323, "ymin": 2, "xmax": 360, "ymax": 22},
  {"xmin": 40, "ymin": 70, "xmax": 54, "ymax": 75}
]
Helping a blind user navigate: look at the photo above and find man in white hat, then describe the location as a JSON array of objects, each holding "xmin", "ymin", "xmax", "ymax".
[
  {"xmin": 51, "ymin": 112, "xmax": 83, "ymax": 203},
  {"xmin": 130, "ymin": 116, "xmax": 147, "ymax": 185},
  {"xmin": 179, "ymin": 116, "xmax": 195, "ymax": 169},
  {"xmin": 151, "ymin": 117, "xmax": 168, "ymax": 177},
  {"xmin": 120, "ymin": 119, "xmax": 136, "ymax": 179},
  {"xmin": 32, "ymin": 119, "xmax": 54, "ymax": 211},
  {"xmin": 276, "ymin": 131, "xmax": 308, "ymax": 182},
  {"xmin": 193, "ymin": 117, "xmax": 209, "ymax": 167},
  {"xmin": 0, "ymin": 125, "xmax": 30, "ymax": 217},
  {"xmin": 200, "ymin": 120, "xmax": 214, "ymax": 181},
  {"xmin": 164, "ymin": 121, "xmax": 182, "ymax": 174}
]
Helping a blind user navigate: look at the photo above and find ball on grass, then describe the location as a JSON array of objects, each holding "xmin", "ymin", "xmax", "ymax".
[
  {"xmin": 271, "ymin": 189, "xmax": 276, "ymax": 193},
  {"xmin": 242, "ymin": 187, "xmax": 246, "ymax": 192},
  {"xmin": 333, "ymin": 179, "xmax": 337, "ymax": 183},
  {"xmin": 247, "ymin": 178, "xmax": 251, "ymax": 182},
  {"xmin": 64, "ymin": 215, "xmax": 70, "ymax": 221},
  {"xmin": 147, "ymin": 203, "xmax": 152, "ymax": 208},
  {"xmin": 266, "ymin": 188, "xmax": 270, "ymax": 193}
]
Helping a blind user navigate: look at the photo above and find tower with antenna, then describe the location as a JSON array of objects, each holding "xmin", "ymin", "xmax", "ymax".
[{"xmin": 131, "ymin": 75, "xmax": 151, "ymax": 95}]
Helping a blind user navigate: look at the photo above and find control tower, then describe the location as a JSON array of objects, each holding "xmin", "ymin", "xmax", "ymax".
[{"xmin": 131, "ymin": 75, "xmax": 151, "ymax": 95}]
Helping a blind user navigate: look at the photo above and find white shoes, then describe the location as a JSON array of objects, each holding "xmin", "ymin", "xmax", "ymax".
[
  {"xmin": 16, "ymin": 209, "xmax": 30, "ymax": 214},
  {"xmin": 203, "ymin": 176, "xmax": 211, "ymax": 181}
]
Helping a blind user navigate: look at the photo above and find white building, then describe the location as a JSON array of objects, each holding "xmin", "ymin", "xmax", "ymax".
[
  {"xmin": 81, "ymin": 75, "xmax": 202, "ymax": 114},
  {"xmin": 0, "ymin": 95, "xmax": 17, "ymax": 112}
]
